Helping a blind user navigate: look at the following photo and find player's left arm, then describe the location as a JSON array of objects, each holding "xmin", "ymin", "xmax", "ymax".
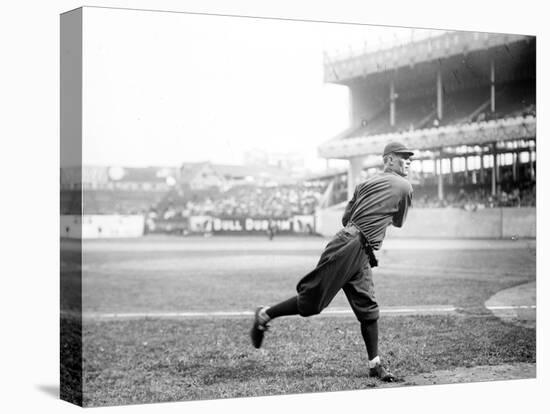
[{"xmin": 392, "ymin": 184, "xmax": 413, "ymax": 228}]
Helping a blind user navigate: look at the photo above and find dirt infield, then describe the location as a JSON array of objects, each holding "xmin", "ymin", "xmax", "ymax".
[
  {"xmin": 381, "ymin": 280, "xmax": 537, "ymax": 388},
  {"xmin": 485, "ymin": 282, "xmax": 536, "ymax": 329},
  {"xmin": 381, "ymin": 363, "xmax": 536, "ymax": 387}
]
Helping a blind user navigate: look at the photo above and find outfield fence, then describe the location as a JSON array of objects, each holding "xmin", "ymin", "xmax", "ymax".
[
  {"xmin": 61, "ymin": 207, "xmax": 535, "ymax": 239},
  {"xmin": 316, "ymin": 206, "xmax": 536, "ymax": 239}
]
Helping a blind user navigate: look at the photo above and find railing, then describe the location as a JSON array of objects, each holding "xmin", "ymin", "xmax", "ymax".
[{"xmin": 318, "ymin": 114, "xmax": 536, "ymax": 159}]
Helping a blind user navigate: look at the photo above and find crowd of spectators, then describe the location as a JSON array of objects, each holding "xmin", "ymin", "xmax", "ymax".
[
  {"xmin": 76, "ymin": 179, "xmax": 536, "ymax": 221},
  {"xmin": 413, "ymin": 185, "xmax": 536, "ymax": 210},
  {"xmin": 151, "ymin": 181, "xmax": 536, "ymax": 222},
  {"xmin": 472, "ymin": 104, "xmax": 535, "ymax": 124},
  {"xmin": 153, "ymin": 184, "xmax": 325, "ymax": 221}
]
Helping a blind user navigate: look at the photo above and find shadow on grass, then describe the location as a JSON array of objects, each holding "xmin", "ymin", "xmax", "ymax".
[
  {"xmin": 36, "ymin": 384, "xmax": 59, "ymax": 399},
  {"xmin": 199, "ymin": 362, "xmax": 375, "ymax": 386}
]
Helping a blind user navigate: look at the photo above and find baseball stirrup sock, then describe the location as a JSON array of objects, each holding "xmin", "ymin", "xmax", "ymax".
[
  {"xmin": 368, "ymin": 356, "xmax": 381, "ymax": 368},
  {"xmin": 265, "ymin": 296, "xmax": 299, "ymax": 319},
  {"xmin": 361, "ymin": 319, "xmax": 379, "ymax": 361},
  {"xmin": 257, "ymin": 307, "xmax": 271, "ymax": 325}
]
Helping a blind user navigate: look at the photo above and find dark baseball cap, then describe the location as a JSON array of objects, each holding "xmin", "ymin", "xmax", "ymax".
[{"xmin": 383, "ymin": 142, "xmax": 414, "ymax": 157}]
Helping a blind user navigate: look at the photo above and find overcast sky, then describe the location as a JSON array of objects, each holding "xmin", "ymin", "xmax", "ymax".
[{"xmin": 82, "ymin": 7, "xmax": 444, "ymax": 171}]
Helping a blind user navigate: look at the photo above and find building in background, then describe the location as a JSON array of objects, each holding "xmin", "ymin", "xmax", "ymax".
[{"xmin": 244, "ymin": 148, "xmax": 305, "ymax": 174}]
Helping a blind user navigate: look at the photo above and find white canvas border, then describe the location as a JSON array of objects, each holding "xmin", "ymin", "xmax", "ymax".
[{"xmin": 1, "ymin": 0, "xmax": 546, "ymax": 413}]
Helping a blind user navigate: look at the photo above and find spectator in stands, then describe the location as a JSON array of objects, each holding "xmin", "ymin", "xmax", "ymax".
[
  {"xmin": 410, "ymin": 183, "xmax": 535, "ymax": 209},
  {"xmin": 163, "ymin": 204, "xmax": 176, "ymax": 220},
  {"xmin": 149, "ymin": 178, "xmax": 535, "ymax": 234}
]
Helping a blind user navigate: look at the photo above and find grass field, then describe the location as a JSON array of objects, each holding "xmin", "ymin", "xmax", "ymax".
[{"xmin": 62, "ymin": 235, "xmax": 536, "ymax": 407}]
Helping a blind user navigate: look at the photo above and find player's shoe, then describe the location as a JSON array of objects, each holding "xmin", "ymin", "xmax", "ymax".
[
  {"xmin": 369, "ymin": 363, "xmax": 396, "ymax": 382},
  {"xmin": 250, "ymin": 307, "xmax": 270, "ymax": 348}
]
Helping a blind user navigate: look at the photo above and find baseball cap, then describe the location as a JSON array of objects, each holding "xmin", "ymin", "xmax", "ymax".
[{"xmin": 383, "ymin": 142, "xmax": 414, "ymax": 157}]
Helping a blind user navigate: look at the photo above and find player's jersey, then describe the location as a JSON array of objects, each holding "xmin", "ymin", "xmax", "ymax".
[{"xmin": 342, "ymin": 171, "xmax": 413, "ymax": 250}]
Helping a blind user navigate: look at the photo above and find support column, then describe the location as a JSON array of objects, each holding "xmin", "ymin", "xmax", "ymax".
[
  {"xmin": 490, "ymin": 59, "xmax": 495, "ymax": 113},
  {"xmin": 513, "ymin": 151, "xmax": 518, "ymax": 182},
  {"xmin": 437, "ymin": 68, "xmax": 443, "ymax": 120},
  {"xmin": 390, "ymin": 79, "xmax": 396, "ymax": 127},
  {"xmin": 529, "ymin": 148, "xmax": 536, "ymax": 180},
  {"xmin": 480, "ymin": 154, "xmax": 485, "ymax": 184},
  {"xmin": 496, "ymin": 153, "xmax": 501, "ymax": 183},
  {"xmin": 491, "ymin": 143, "xmax": 498, "ymax": 196},
  {"xmin": 449, "ymin": 157, "xmax": 454, "ymax": 185},
  {"xmin": 438, "ymin": 155, "xmax": 444, "ymax": 201},
  {"xmin": 347, "ymin": 157, "xmax": 363, "ymax": 199},
  {"xmin": 464, "ymin": 156, "xmax": 469, "ymax": 180}
]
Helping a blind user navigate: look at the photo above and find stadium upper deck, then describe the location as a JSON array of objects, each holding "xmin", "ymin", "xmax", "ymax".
[
  {"xmin": 323, "ymin": 31, "xmax": 531, "ymax": 85},
  {"xmin": 319, "ymin": 31, "xmax": 535, "ymax": 159}
]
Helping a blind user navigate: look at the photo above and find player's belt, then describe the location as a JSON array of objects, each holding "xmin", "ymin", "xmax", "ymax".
[
  {"xmin": 344, "ymin": 222, "xmax": 378, "ymax": 268},
  {"xmin": 343, "ymin": 222, "xmax": 361, "ymax": 236}
]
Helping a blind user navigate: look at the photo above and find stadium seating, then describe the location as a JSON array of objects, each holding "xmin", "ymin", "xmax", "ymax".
[
  {"xmin": 412, "ymin": 183, "xmax": 535, "ymax": 209},
  {"xmin": 491, "ymin": 81, "xmax": 536, "ymax": 119},
  {"xmin": 150, "ymin": 184, "xmax": 325, "ymax": 220},
  {"xmin": 344, "ymin": 81, "xmax": 535, "ymax": 139},
  {"xmin": 441, "ymin": 87, "xmax": 489, "ymax": 126},
  {"xmin": 82, "ymin": 190, "xmax": 165, "ymax": 215}
]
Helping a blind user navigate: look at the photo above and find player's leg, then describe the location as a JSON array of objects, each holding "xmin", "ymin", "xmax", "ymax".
[
  {"xmin": 266, "ymin": 296, "xmax": 299, "ymax": 319},
  {"xmin": 360, "ymin": 318, "xmax": 394, "ymax": 381},
  {"xmin": 296, "ymin": 232, "xmax": 365, "ymax": 317},
  {"xmin": 250, "ymin": 296, "xmax": 299, "ymax": 348},
  {"xmin": 360, "ymin": 318, "xmax": 378, "ymax": 361},
  {"xmin": 343, "ymin": 265, "xmax": 395, "ymax": 382},
  {"xmin": 251, "ymin": 231, "xmax": 362, "ymax": 348}
]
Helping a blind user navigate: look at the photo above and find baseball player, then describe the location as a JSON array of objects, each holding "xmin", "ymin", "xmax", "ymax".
[
  {"xmin": 250, "ymin": 142, "xmax": 414, "ymax": 382},
  {"xmin": 266, "ymin": 218, "xmax": 277, "ymax": 241}
]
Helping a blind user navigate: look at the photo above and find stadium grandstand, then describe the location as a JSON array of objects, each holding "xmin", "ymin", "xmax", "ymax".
[
  {"xmin": 319, "ymin": 31, "xmax": 536, "ymax": 210},
  {"xmin": 60, "ymin": 31, "xmax": 535, "ymax": 239},
  {"xmin": 60, "ymin": 162, "xmax": 324, "ymax": 236},
  {"xmin": 147, "ymin": 166, "xmax": 324, "ymax": 235},
  {"xmin": 61, "ymin": 166, "xmax": 178, "ymax": 215}
]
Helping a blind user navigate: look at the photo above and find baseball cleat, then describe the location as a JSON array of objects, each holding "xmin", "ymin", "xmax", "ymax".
[
  {"xmin": 250, "ymin": 307, "xmax": 269, "ymax": 348},
  {"xmin": 369, "ymin": 363, "xmax": 396, "ymax": 382}
]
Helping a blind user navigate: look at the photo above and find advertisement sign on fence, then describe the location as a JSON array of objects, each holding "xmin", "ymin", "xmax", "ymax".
[{"xmin": 188, "ymin": 215, "xmax": 316, "ymax": 234}]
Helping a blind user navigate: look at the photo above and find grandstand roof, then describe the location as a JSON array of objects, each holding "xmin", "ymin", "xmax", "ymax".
[{"xmin": 324, "ymin": 31, "xmax": 533, "ymax": 85}]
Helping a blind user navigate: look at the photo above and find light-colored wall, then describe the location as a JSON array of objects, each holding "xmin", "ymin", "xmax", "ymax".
[
  {"xmin": 315, "ymin": 207, "xmax": 536, "ymax": 239},
  {"xmin": 502, "ymin": 208, "xmax": 536, "ymax": 238},
  {"xmin": 61, "ymin": 215, "xmax": 145, "ymax": 239},
  {"xmin": 315, "ymin": 203, "xmax": 346, "ymax": 236}
]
